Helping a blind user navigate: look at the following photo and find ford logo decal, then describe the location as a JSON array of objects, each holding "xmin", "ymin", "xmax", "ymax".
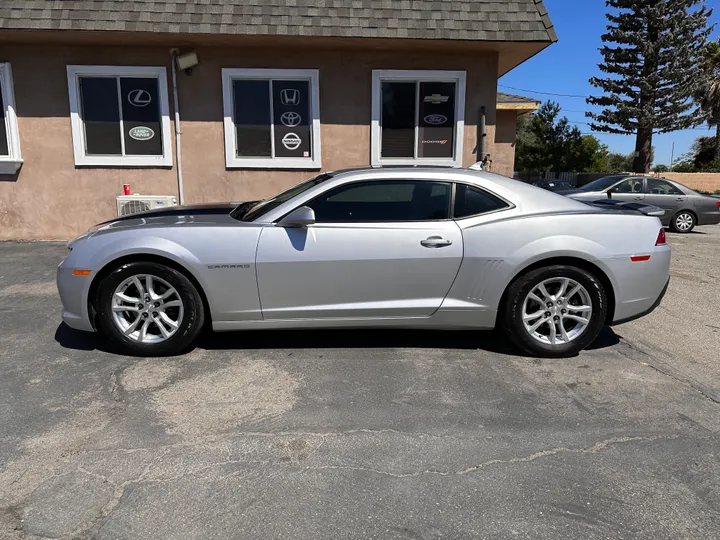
[{"xmin": 424, "ymin": 114, "xmax": 448, "ymax": 125}]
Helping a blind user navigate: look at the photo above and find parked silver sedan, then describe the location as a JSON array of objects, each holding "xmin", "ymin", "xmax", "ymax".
[
  {"xmin": 57, "ymin": 168, "xmax": 671, "ymax": 358},
  {"xmin": 561, "ymin": 175, "xmax": 720, "ymax": 233}
]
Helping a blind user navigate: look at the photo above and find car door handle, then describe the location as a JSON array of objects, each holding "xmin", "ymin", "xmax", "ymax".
[
  {"xmin": 676, "ymin": 197, "xmax": 685, "ymax": 201},
  {"xmin": 634, "ymin": 196, "xmax": 643, "ymax": 201},
  {"xmin": 421, "ymin": 236, "xmax": 453, "ymax": 248}
]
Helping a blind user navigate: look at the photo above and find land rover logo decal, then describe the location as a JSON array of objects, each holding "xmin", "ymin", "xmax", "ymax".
[
  {"xmin": 280, "ymin": 111, "xmax": 302, "ymax": 127},
  {"xmin": 128, "ymin": 126, "xmax": 155, "ymax": 141},
  {"xmin": 282, "ymin": 132, "xmax": 302, "ymax": 150},
  {"xmin": 128, "ymin": 89, "xmax": 152, "ymax": 107},
  {"xmin": 424, "ymin": 114, "xmax": 447, "ymax": 125}
]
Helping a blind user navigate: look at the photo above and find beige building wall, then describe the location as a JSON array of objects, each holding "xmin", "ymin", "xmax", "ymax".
[
  {"xmin": 662, "ymin": 173, "xmax": 720, "ymax": 193},
  {"xmin": 0, "ymin": 43, "xmax": 500, "ymax": 240},
  {"xmin": 493, "ymin": 110, "xmax": 520, "ymax": 177}
]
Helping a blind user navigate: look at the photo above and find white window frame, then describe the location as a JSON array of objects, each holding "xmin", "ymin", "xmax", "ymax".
[
  {"xmin": 222, "ymin": 68, "xmax": 321, "ymax": 169},
  {"xmin": 371, "ymin": 69, "xmax": 466, "ymax": 168},
  {"xmin": 0, "ymin": 63, "xmax": 22, "ymax": 174},
  {"xmin": 66, "ymin": 65, "xmax": 173, "ymax": 167}
]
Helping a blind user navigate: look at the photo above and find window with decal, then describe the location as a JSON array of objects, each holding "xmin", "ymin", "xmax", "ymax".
[
  {"xmin": 0, "ymin": 63, "xmax": 22, "ymax": 174},
  {"xmin": 372, "ymin": 70, "xmax": 466, "ymax": 168},
  {"xmin": 222, "ymin": 69, "xmax": 321, "ymax": 169},
  {"xmin": 66, "ymin": 66, "xmax": 172, "ymax": 167}
]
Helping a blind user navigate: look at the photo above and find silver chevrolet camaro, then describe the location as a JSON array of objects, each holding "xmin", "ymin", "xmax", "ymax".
[{"xmin": 57, "ymin": 168, "xmax": 671, "ymax": 358}]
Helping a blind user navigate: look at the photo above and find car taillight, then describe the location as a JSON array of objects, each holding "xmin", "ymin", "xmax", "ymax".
[
  {"xmin": 656, "ymin": 228, "xmax": 667, "ymax": 246},
  {"xmin": 716, "ymin": 201, "xmax": 720, "ymax": 210}
]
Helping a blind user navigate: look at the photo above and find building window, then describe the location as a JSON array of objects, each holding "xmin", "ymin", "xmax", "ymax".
[
  {"xmin": 0, "ymin": 63, "xmax": 22, "ymax": 174},
  {"xmin": 371, "ymin": 70, "xmax": 466, "ymax": 168},
  {"xmin": 66, "ymin": 66, "xmax": 172, "ymax": 167},
  {"xmin": 222, "ymin": 68, "xmax": 321, "ymax": 169}
]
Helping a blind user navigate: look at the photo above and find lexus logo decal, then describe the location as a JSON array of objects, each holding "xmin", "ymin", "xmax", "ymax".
[
  {"xmin": 282, "ymin": 132, "xmax": 302, "ymax": 150},
  {"xmin": 280, "ymin": 111, "xmax": 302, "ymax": 127},
  {"xmin": 424, "ymin": 114, "xmax": 447, "ymax": 125},
  {"xmin": 280, "ymin": 88, "xmax": 300, "ymax": 106},
  {"xmin": 127, "ymin": 89, "xmax": 152, "ymax": 107}
]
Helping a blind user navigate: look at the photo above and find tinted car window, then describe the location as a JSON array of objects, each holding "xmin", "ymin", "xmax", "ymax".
[
  {"xmin": 614, "ymin": 178, "xmax": 643, "ymax": 193},
  {"xmin": 646, "ymin": 178, "xmax": 683, "ymax": 195},
  {"xmin": 580, "ymin": 175, "xmax": 628, "ymax": 192},
  {"xmin": 453, "ymin": 184, "xmax": 509, "ymax": 218},
  {"xmin": 308, "ymin": 181, "xmax": 451, "ymax": 222}
]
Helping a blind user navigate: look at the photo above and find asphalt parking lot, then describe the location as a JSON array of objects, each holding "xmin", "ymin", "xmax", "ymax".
[{"xmin": 1, "ymin": 228, "xmax": 719, "ymax": 540}]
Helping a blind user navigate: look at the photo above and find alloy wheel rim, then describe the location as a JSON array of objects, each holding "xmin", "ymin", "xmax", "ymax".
[
  {"xmin": 676, "ymin": 213, "xmax": 693, "ymax": 231},
  {"xmin": 522, "ymin": 277, "xmax": 593, "ymax": 346},
  {"xmin": 111, "ymin": 274, "xmax": 184, "ymax": 343}
]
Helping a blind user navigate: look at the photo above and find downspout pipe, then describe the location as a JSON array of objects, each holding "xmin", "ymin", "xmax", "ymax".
[
  {"xmin": 479, "ymin": 105, "xmax": 487, "ymax": 162},
  {"xmin": 170, "ymin": 49, "xmax": 185, "ymax": 205}
]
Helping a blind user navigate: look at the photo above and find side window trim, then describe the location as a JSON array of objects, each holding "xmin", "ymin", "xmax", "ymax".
[
  {"xmin": 451, "ymin": 182, "xmax": 513, "ymax": 220},
  {"xmin": 280, "ymin": 179, "xmax": 453, "ymax": 223}
]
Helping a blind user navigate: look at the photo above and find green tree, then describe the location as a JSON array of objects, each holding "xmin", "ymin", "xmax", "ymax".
[
  {"xmin": 652, "ymin": 164, "xmax": 670, "ymax": 173},
  {"xmin": 515, "ymin": 101, "xmax": 608, "ymax": 172},
  {"xmin": 696, "ymin": 39, "xmax": 720, "ymax": 161},
  {"xmin": 604, "ymin": 152, "xmax": 634, "ymax": 173},
  {"xmin": 675, "ymin": 135, "xmax": 720, "ymax": 171},
  {"xmin": 588, "ymin": 0, "xmax": 713, "ymax": 173}
]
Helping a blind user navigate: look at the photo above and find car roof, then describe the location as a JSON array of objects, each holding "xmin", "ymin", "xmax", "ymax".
[{"xmin": 325, "ymin": 167, "xmax": 591, "ymax": 213}]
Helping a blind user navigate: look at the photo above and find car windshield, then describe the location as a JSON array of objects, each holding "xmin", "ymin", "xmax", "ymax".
[
  {"xmin": 232, "ymin": 173, "xmax": 334, "ymax": 222},
  {"xmin": 579, "ymin": 175, "xmax": 628, "ymax": 192}
]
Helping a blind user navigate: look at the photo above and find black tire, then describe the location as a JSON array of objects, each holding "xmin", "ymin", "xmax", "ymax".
[
  {"xmin": 501, "ymin": 265, "xmax": 608, "ymax": 358},
  {"xmin": 670, "ymin": 211, "xmax": 696, "ymax": 233},
  {"xmin": 96, "ymin": 262, "xmax": 205, "ymax": 356}
]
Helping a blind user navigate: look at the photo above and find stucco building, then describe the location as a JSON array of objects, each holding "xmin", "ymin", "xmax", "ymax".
[{"xmin": 0, "ymin": 0, "xmax": 556, "ymax": 240}]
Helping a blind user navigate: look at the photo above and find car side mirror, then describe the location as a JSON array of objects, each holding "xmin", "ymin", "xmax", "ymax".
[
  {"xmin": 278, "ymin": 206, "xmax": 316, "ymax": 228},
  {"xmin": 607, "ymin": 187, "xmax": 615, "ymax": 199}
]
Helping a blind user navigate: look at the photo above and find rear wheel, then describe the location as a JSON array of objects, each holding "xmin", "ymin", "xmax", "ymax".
[
  {"xmin": 96, "ymin": 262, "xmax": 205, "ymax": 356},
  {"xmin": 502, "ymin": 265, "xmax": 607, "ymax": 358},
  {"xmin": 671, "ymin": 211, "xmax": 695, "ymax": 233}
]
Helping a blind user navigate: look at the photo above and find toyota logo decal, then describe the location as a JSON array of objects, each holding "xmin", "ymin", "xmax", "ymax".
[
  {"xmin": 281, "ymin": 133, "xmax": 302, "ymax": 151},
  {"xmin": 424, "ymin": 114, "xmax": 447, "ymax": 125},
  {"xmin": 281, "ymin": 112, "xmax": 302, "ymax": 127}
]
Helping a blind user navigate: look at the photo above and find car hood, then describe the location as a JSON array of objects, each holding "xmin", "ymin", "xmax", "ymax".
[
  {"xmin": 87, "ymin": 202, "xmax": 261, "ymax": 237},
  {"xmin": 98, "ymin": 202, "xmax": 239, "ymax": 226}
]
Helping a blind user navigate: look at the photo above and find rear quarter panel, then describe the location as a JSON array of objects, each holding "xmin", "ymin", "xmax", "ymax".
[{"xmin": 443, "ymin": 210, "xmax": 669, "ymax": 325}]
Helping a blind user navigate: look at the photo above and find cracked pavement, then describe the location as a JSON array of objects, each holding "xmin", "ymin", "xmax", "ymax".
[{"xmin": 1, "ymin": 228, "xmax": 719, "ymax": 539}]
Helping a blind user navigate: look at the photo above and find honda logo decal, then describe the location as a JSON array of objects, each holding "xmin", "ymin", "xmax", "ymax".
[
  {"xmin": 280, "ymin": 88, "xmax": 300, "ymax": 106},
  {"xmin": 127, "ymin": 89, "xmax": 152, "ymax": 107}
]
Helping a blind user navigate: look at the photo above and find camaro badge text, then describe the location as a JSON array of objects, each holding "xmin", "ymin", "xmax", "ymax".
[{"xmin": 207, "ymin": 264, "xmax": 250, "ymax": 269}]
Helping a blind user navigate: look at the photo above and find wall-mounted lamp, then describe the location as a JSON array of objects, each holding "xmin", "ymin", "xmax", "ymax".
[{"xmin": 175, "ymin": 51, "xmax": 199, "ymax": 74}]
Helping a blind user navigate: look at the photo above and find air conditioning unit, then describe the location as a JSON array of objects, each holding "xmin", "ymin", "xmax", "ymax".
[{"xmin": 116, "ymin": 195, "xmax": 178, "ymax": 217}]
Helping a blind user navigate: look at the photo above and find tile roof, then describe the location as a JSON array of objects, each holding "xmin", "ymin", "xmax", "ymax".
[
  {"xmin": 0, "ymin": 1, "xmax": 557, "ymax": 43},
  {"xmin": 497, "ymin": 92, "xmax": 541, "ymax": 105}
]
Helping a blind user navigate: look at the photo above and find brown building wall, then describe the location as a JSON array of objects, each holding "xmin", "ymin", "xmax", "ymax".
[
  {"xmin": 493, "ymin": 110, "xmax": 519, "ymax": 177},
  {"xmin": 0, "ymin": 43, "xmax": 500, "ymax": 240}
]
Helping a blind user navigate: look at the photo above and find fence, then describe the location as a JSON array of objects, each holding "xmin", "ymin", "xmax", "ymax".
[
  {"xmin": 513, "ymin": 171, "xmax": 720, "ymax": 192},
  {"xmin": 513, "ymin": 172, "xmax": 609, "ymax": 188}
]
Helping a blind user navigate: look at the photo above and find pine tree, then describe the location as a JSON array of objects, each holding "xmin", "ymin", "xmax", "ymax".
[{"xmin": 587, "ymin": 0, "xmax": 713, "ymax": 173}]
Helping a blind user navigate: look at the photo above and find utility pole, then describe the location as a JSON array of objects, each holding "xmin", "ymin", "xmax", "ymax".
[{"xmin": 670, "ymin": 142, "xmax": 675, "ymax": 171}]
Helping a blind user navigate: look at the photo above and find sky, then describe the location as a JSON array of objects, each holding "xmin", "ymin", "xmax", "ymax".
[{"xmin": 499, "ymin": 0, "xmax": 720, "ymax": 167}]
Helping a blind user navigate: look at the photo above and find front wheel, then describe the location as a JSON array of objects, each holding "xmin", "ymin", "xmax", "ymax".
[
  {"xmin": 96, "ymin": 262, "xmax": 205, "ymax": 356},
  {"xmin": 671, "ymin": 211, "xmax": 695, "ymax": 233},
  {"xmin": 502, "ymin": 265, "xmax": 608, "ymax": 358}
]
